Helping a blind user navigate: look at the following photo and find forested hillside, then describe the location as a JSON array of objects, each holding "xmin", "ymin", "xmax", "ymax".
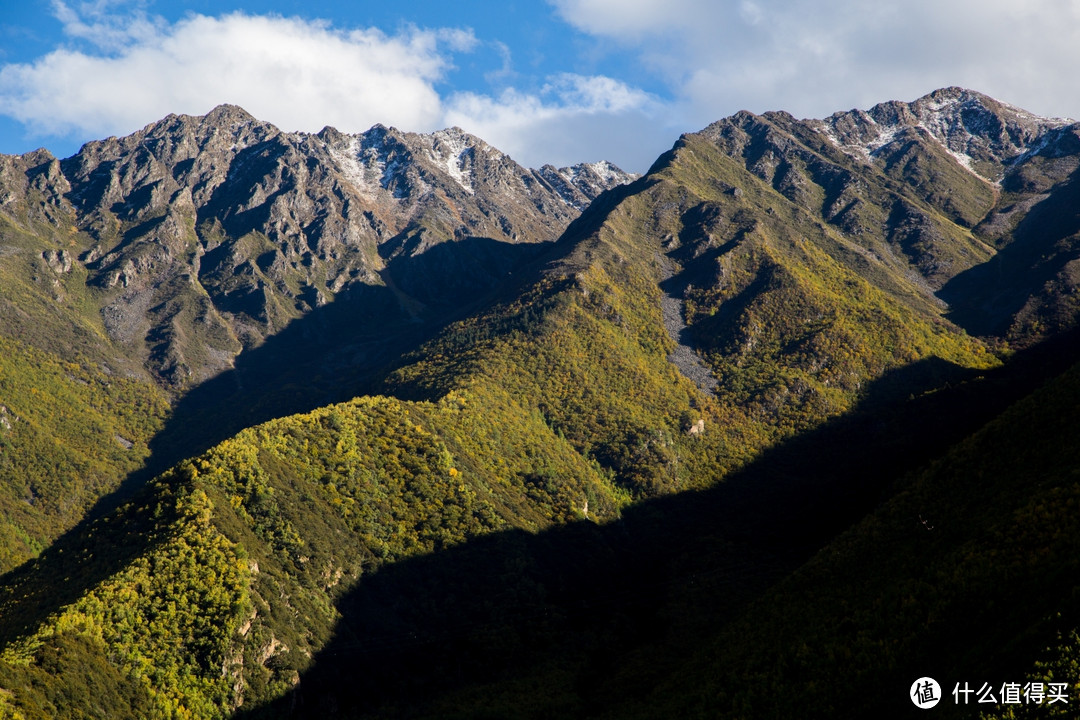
[{"xmin": 0, "ymin": 88, "xmax": 1078, "ymax": 718}]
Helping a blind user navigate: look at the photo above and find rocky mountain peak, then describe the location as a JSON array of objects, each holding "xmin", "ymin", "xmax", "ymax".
[
  {"xmin": 202, "ymin": 103, "xmax": 258, "ymax": 125},
  {"xmin": 1, "ymin": 105, "xmax": 635, "ymax": 389},
  {"xmin": 820, "ymin": 87, "xmax": 1075, "ymax": 177},
  {"xmin": 18, "ymin": 148, "xmax": 57, "ymax": 167},
  {"xmin": 662, "ymin": 88, "xmax": 1077, "ymax": 305},
  {"xmin": 409, "ymin": 126, "xmax": 489, "ymax": 196},
  {"xmin": 535, "ymin": 162, "xmax": 639, "ymax": 211}
]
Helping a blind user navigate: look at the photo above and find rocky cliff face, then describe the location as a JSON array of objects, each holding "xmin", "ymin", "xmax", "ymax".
[{"xmin": 0, "ymin": 107, "xmax": 635, "ymax": 388}]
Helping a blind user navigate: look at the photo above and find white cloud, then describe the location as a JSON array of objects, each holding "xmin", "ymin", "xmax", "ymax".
[
  {"xmin": 0, "ymin": 7, "xmax": 672, "ymax": 171},
  {"xmin": 445, "ymin": 73, "xmax": 671, "ymax": 170},
  {"xmin": 0, "ymin": 9, "xmax": 464, "ymax": 142},
  {"xmin": 548, "ymin": 0, "xmax": 1080, "ymax": 127},
  {"xmin": 483, "ymin": 41, "xmax": 516, "ymax": 84}
]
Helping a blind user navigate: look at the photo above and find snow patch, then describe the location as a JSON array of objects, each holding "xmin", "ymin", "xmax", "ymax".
[
  {"xmin": 819, "ymin": 124, "xmax": 844, "ymax": 150},
  {"xmin": 866, "ymin": 126, "xmax": 902, "ymax": 153},
  {"xmin": 329, "ymin": 129, "xmax": 418, "ymax": 198},
  {"xmin": 584, "ymin": 161, "xmax": 624, "ymax": 184},
  {"xmin": 328, "ymin": 136, "xmax": 371, "ymax": 193},
  {"xmin": 920, "ymin": 95, "xmax": 962, "ymax": 114},
  {"xmin": 1011, "ymin": 107, "xmax": 1074, "ymax": 126},
  {"xmin": 819, "ymin": 120, "xmax": 890, "ymax": 163},
  {"xmin": 536, "ymin": 161, "xmax": 635, "ymax": 211},
  {"xmin": 418, "ymin": 128, "xmax": 477, "ymax": 195},
  {"xmin": 555, "ymin": 161, "xmax": 630, "ymax": 187},
  {"xmin": 922, "ymin": 130, "xmax": 979, "ymax": 173}
]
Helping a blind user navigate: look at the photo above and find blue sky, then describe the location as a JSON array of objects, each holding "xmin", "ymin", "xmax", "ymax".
[{"xmin": 2, "ymin": 1, "xmax": 1079, "ymax": 172}]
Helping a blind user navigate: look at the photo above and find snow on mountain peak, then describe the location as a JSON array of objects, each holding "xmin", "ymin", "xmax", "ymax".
[
  {"xmin": 819, "ymin": 88, "xmax": 1076, "ymax": 181},
  {"xmin": 416, "ymin": 127, "xmax": 482, "ymax": 195}
]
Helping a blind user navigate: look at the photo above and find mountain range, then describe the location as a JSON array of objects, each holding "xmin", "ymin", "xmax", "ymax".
[{"xmin": 0, "ymin": 86, "xmax": 1078, "ymax": 718}]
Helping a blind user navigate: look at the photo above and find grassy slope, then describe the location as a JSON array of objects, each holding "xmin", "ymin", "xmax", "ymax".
[{"xmin": 645, "ymin": 133, "xmax": 995, "ymax": 433}]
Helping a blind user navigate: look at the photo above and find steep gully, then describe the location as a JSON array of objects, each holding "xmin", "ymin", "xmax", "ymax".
[{"xmin": 658, "ymin": 254, "xmax": 719, "ymax": 396}]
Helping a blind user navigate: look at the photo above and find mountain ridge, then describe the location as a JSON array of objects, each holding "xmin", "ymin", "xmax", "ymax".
[
  {"xmin": 0, "ymin": 88, "xmax": 1079, "ymax": 718},
  {"xmin": 818, "ymin": 86, "xmax": 1074, "ymax": 178},
  {"xmin": 2, "ymin": 105, "xmax": 637, "ymax": 390}
]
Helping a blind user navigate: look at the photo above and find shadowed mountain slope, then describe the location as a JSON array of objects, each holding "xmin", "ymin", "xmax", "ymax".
[{"xmin": 0, "ymin": 89, "xmax": 1078, "ymax": 718}]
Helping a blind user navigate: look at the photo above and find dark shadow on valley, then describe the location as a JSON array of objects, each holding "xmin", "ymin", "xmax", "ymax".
[
  {"xmin": 0, "ymin": 234, "xmax": 553, "ymax": 647},
  {"xmin": 234, "ymin": 328, "xmax": 1080, "ymax": 719}
]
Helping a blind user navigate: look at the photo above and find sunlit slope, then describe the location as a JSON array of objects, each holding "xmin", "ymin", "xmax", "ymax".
[
  {"xmin": 0, "ymin": 383, "xmax": 623, "ymax": 717},
  {"xmin": 381, "ymin": 122, "xmax": 997, "ymax": 490}
]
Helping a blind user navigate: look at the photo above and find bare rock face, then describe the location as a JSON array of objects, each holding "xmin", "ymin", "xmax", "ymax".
[
  {"xmin": 0, "ymin": 150, "xmax": 72, "ymax": 229},
  {"xmin": 1, "ymin": 106, "xmax": 635, "ymax": 389}
]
